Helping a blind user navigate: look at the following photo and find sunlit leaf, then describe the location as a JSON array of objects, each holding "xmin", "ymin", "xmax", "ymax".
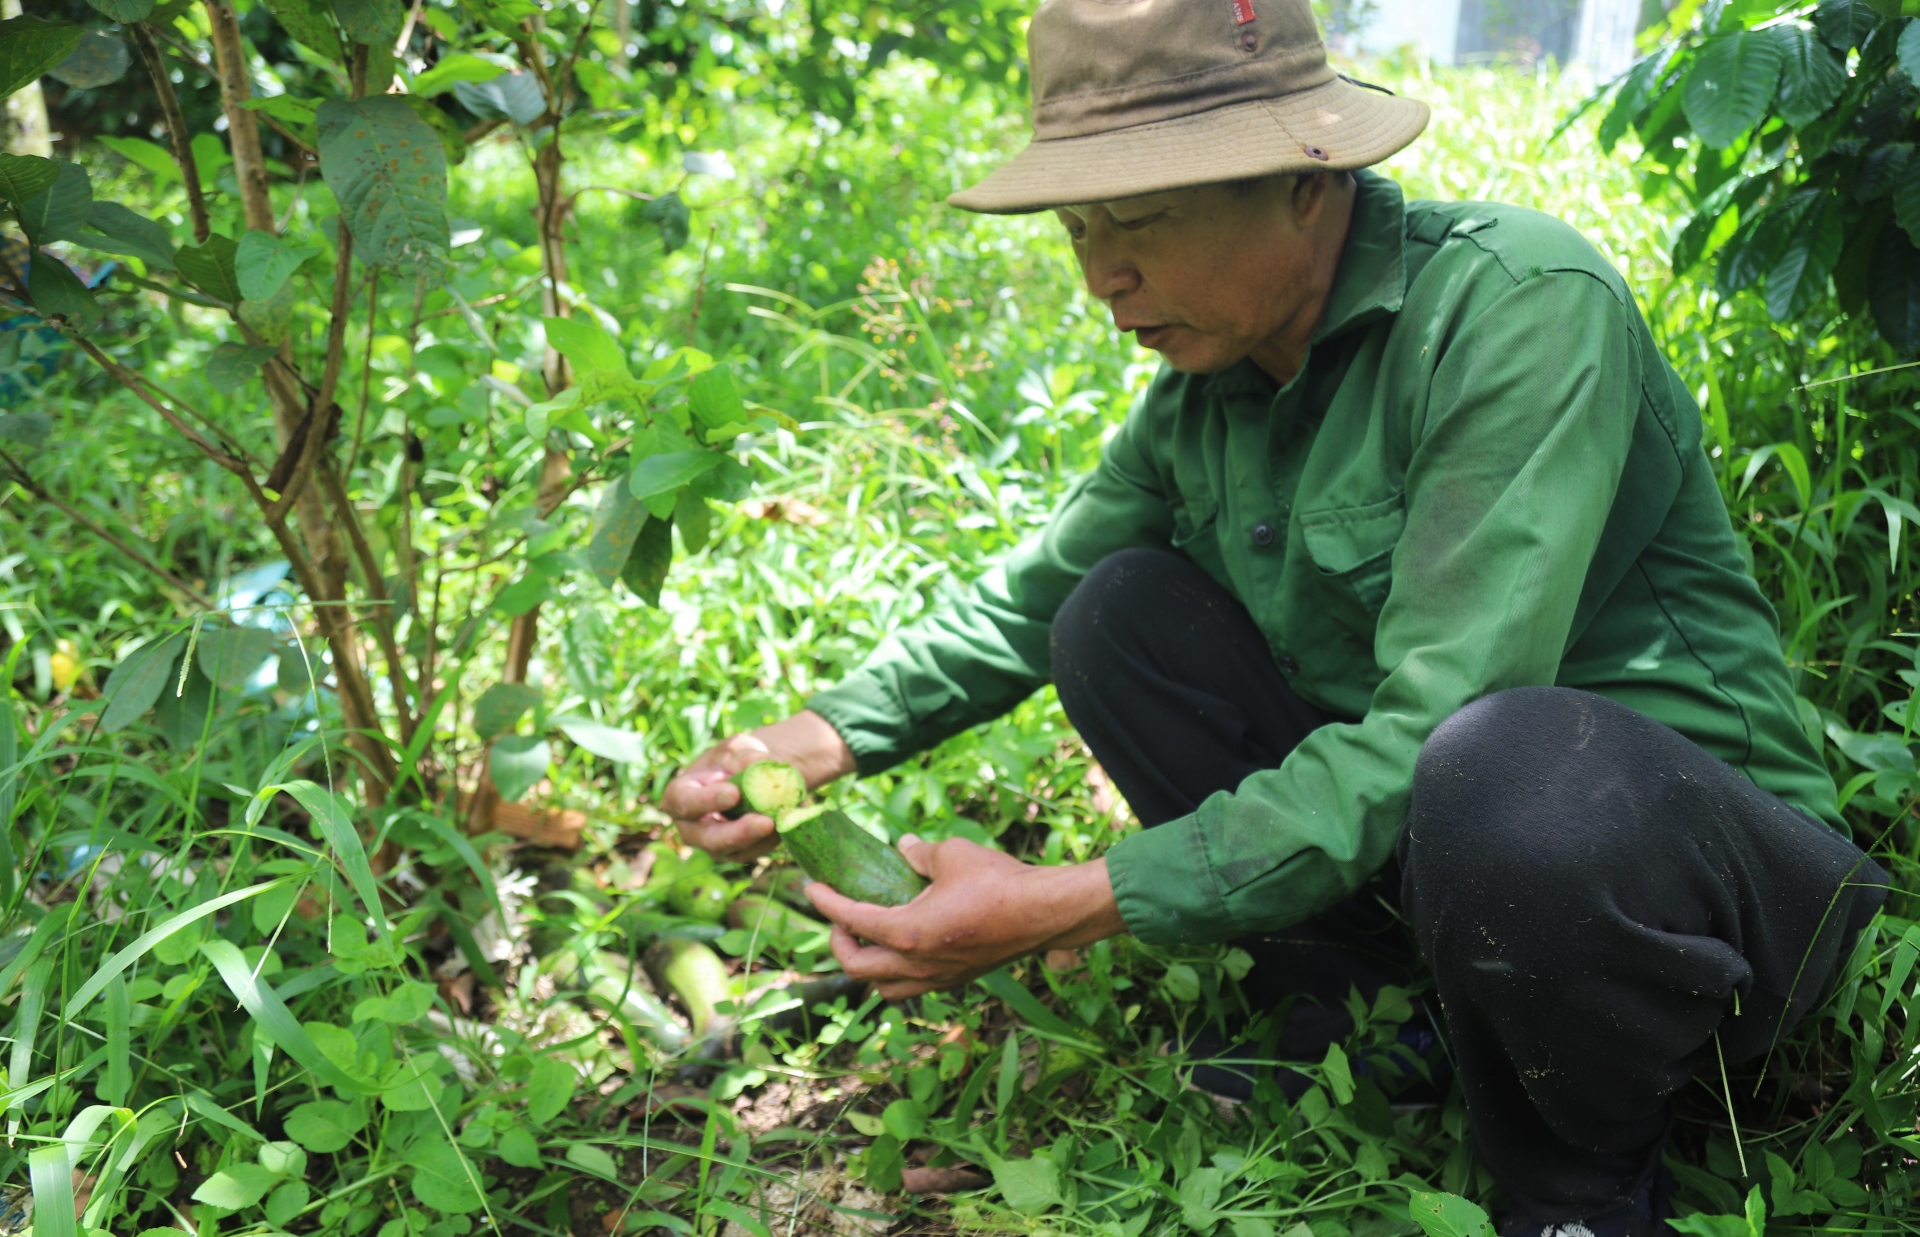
[
  {"xmin": 1683, "ymin": 30, "xmax": 1784, "ymax": 149},
  {"xmin": 0, "ymin": 18, "xmax": 83, "ymax": 100},
  {"xmin": 473, "ymin": 681, "xmax": 540, "ymax": 740},
  {"xmin": 407, "ymin": 1136, "xmax": 483, "ymax": 1213},
  {"xmin": 489, "ymin": 734, "xmax": 549, "ymax": 802},
  {"xmin": 317, "ymin": 96, "xmax": 449, "ymax": 272}
]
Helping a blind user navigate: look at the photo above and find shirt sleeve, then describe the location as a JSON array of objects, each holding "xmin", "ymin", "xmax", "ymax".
[
  {"xmin": 806, "ymin": 399, "xmax": 1178, "ymax": 773},
  {"xmin": 1105, "ymin": 271, "xmax": 1646, "ymax": 944}
]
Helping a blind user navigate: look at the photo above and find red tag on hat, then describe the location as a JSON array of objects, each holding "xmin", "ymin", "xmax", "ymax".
[{"xmin": 1229, "ymin": 0, "xmax": 1255, "ymax": 24}]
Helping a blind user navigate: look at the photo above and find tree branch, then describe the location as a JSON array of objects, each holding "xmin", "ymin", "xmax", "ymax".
[{"xmin": 130, "ymin": 23, "xmax": 211, "ymax": 244}]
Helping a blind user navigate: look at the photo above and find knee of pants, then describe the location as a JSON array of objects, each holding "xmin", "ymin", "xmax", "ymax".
[
  {"xmin": 1403, "ymin": 686, "xmax": 1637, "ymax": 908},
  {"xmin": 1050, "ymin": 548, "xmax": 1195, "ymax": 684}
]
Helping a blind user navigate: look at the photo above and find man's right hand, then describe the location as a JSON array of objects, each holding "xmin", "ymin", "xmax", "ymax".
[{"xmin": 661, "ymin": 710, "xmax": 857, "ymax": 860}]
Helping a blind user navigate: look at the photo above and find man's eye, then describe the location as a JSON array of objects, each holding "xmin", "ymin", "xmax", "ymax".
[{"xmin": 1115, "ymin": 212, "xmax": 1164, "ymax": 231}]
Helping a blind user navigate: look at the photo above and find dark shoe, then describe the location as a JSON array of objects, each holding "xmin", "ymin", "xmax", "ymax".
[{"xmin": 1500, "ymin": 1165, "xmax": 1673, "ymax": 1237}]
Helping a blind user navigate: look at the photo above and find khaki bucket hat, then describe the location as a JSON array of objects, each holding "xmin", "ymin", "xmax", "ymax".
[{"xmin": 951, "ymin": 0, "xmax": 1430, "ymax": 214}]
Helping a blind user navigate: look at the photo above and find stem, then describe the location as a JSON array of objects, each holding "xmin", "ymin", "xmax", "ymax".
[
  {"xmin": 202, "ymin": 0, "xmax": 275, "ymax": 234},
  {"xmin": 0, "ymin": 450, "xmax": 216, "ymax": 609},
  {"xmin": 319, "ymin": 460, "xmax": 417, "ymax": 748},
  {"xmin": 130, "ymin": 23, "xmax": 211, "ymax": 244}
]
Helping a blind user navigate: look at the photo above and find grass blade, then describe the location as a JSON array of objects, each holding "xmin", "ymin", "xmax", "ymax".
[
  {"xmin": 28, "ymin": 1145, "xmax": 75, "ymax": 1237},
  {"xmin": 278, "ymin": 780, "xmax": 392, "ymax": 943},
  {"xmin": 0, "ymin": 904, "xmax": 74, "ymax": 1002},
  {"xmin": 8, "ymin": 958, "xmax": 52, "ymax": 1118},
  {"xmin": 102, "ymin": 976, "xmax": 130, "ymax": 1106},
  {"xmin": 199, "ymin": 938, "xmax": 372, "ymax": 1093},
  {"xmin": 66, "ymin": 881, "xmax": 281, "ymax": 1018}
]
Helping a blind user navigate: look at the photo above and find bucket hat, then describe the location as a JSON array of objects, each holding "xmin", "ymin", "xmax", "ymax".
[{"xmin": 950, "ymin": 0, "xmax": 1430, "ymax": 214}]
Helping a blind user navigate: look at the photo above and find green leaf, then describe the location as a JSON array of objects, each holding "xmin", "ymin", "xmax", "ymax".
[
  {"xmin": 689, "ymin": 455, "xmax": 752, "ymax": 502},
  {"xmin": 1772, "ymin": 24, "xmax": 1847, "ymax": 127},
  {"xmin": 196, "ymin": 624, "xmax": 280, "ymax": 692},
  {"xmin": 554, "ymin": 714, "xmax": 646, "ymax": 763},
  {"xmin": 1901, "ymin": 18, "xmax": 1920, "ymax": 90},
  {"xmin": 16, "ymin": 160, "xmax": 89, "ymax": 247},
  {"xmin": 236, "ymin": 229, "xmax": 322, "ymax": 301},
  {"xmin": 1684, "ymin": 30, "xmax": 1785, "ymax": 149},
  {"xmin": 620, "ymin": 511, "xmax": 673, "ymax": 606},
  {"xmin": 176, "ymin": 233, "xmax": 242, "ymax": 303},
  {"xmin": 0, "ymin": 18, "xmax": 83, "ymax": 100},
  {"xmin": 880, "ymin": 1098, "xmax": 925, "ymax": 1141},
  {"xmin": 640, "ymin": 192, "xmax": 691, "ymax": 254},
  {"xmin": 98, "ymin": 135, "xmax": 180, "ymax": 186},
  {"xmin": 492, "ymin": 572, "xmax": 550, "ymax": 617},
  {"xmin": 101, "ymin": 633, "xmax": 185, "ymax": 733},
  {"xmin": 277, "ymin": 780, "xmax": 391, "ymax": 942},
  {"xmin": 0, "ymin": 153, "xmax": 56, "ymax": 206},
  {"xmin": 413, "ymin": 52, "xmax": 505, "ymax": 97},
  {"xmin": 1177, "ymin": 1165, "xmax": 1224, "ymax": 1231},
  {"xmin": 453, "ymin": 71, "xmax": 544, "ymax": 126},
  {"xmin": 332, "ymin": 0, "xmax": 400, "ymax": 45},
  {"xmin": 317, "ymin": 96, "xmax": 449, "ymax": 271},
  {"xmin": 260, "ymin": 0, "xmax": 341, "ymax": 59},
  {"xmin": 380, "ymin": 1055, "xmax": 448, "ymax": 1111},
  {"xmin": 408, "ymin": 1136, "xmax": 484, "ymax": 1213},
  {"xmin": 264, "ymin": 1181, "xmax": 310, "ymax": 1226},
  {"xmin": 0, "ymin": 410, "xmax": 47, "ymax": 447},
  {"xmin": 675, "ymin": 487, "xmax": 714, "ymax": 554},
  {"xmin": 200, "ymin": 938, "xmax": 373, "ymax": 1094},
  {"xmin": 543, "ymin": 314, "xmax": 626, "ymax": 375},
  {"xmin": 352, "ymin": 978, "xmax": 436, "ymax": 1023},
  {"xmin": 863, "ymin": 1133, "xmax": 905, "ymax": 1194},
  {"xmin": 1765, "ymin": 200, "xmax": 1843, "ymax": 321},
  {"xmin": 404, "ymin": 94, "xmax": 469, "ymax": 165},
  {"xmin": 1319, "ymin": 1041, "xmax": 1354, "ymax": 1104},
  {"xmin": 1407, "ymin": 1191, "xmax": 1495, "ymax": 1237},
  {"xmin": 630, "ymin": 450, "xmax": 721, "ymax": 502},
  {"xmin": 284, "ymin": 1099, "xmax": 367, "ymax": 1153},
  {"xmin": 489, "ymin": 734, "xmax": 549, "ymax": 802},
  {"xmin": 587, "ymin": 479, "xmax": 648, "ymax": 589},
  {"xmin": 81, "ymin": 200, "xmax": 177, "ymax": 270},
  {"xmin": 688, "ymin": 363, "xmax": 745, "ymax": 439},
  {"xmin": 48, "ymin": 29, "xmax": 128, "ymax": 89},
  {"xmin": 192, "ymin": 1163, "xmax": 280, "ymax": 1211},
  {"xmin": 473, "ymin": 681, "xmax": 540, "ymax": 740},
  {"xmin": 985, "ymin": 1151, "xmax": 1057, "ymax": 1214},
  {"xmin": 563, "ymin": 1141, "xmax": 619, "ymax": 1180},
  {"xmin": 495, "ymin": 1126, "xmax": 541, "ymax": 1168},
  {"xmin": 29, "ymin": 1146, "xmax": 76, "ymax": 1237},
  {"xmin": 1869, "ymin": 224, "xmax": 1920, "ymax": 351},
  {"xmin": 245, "ymin": 94, "xmax": 321, "ymax": 127},
  {"xmin": 1815, "ymin": 0, "xmax": 1879, "ymax": 52},
  {"xmin": 85, "ymin": 0, "xmax": 153, "ymax": 19},
  {"xmin": 206, "ymin": 342, "xmax": 281, "ymax": 393},
  {"xmin": 526, "ymin": 1056, "xmax": 576, "ymax": 1124},
  {"xmin": 27, "ymin": 250, "xmax": 99, "ymax": 331}
]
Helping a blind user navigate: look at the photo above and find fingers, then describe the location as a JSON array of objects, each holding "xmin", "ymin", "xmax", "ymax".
[
  {"xmin": 805, "ymin": 881, "xmax": 913, "ymax": 948},
  {"xmin": 675, "ymin": 812, "xmax": 777, "ymax": 859},
  {"xmin": 897, "ymin": 833, "xmax": 936, "ymax": 879},
  {"xmin": 829, "ymin": 926, "xmax": 940, "ymax": 998},
  {"xmin": 662, "ymin": 773, "xmax": 741, "ymax": 823}
]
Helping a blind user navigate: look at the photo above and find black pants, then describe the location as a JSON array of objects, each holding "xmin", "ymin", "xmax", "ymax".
[{"xmin": 1051, "ymin": 549, "xmax": 1888, "ymax": 1215}]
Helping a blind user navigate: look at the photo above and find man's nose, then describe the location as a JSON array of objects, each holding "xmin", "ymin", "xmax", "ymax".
[{"xmin": 1081, "ymin": 232, "xmax": 1140, "ymax": 301}]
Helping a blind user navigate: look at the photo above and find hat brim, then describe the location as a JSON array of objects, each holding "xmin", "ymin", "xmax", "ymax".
[{"xmin": 948, "ymin": 77, "xmax": 1430, "ymax": 214}]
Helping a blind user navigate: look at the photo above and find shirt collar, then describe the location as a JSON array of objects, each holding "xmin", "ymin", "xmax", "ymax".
[
  {"xmin": 1200, "ymin": 169, "xmax": 1409, "ymax": 403},
  {"xmin": 1311, "ymin": 168, "xmax": 1407, "ymax": 344}
]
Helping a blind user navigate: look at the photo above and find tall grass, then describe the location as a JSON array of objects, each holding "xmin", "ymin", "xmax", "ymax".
[{"xmin": 0, "ymin": 55, "xmax": 1915, "ymax": 1237}]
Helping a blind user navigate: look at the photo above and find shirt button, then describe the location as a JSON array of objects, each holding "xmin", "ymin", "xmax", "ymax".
[
  {"xmin": 1250, "ymin": 523, "xmax": 1275, "ymax": 547},
  {"xmin": 1277, "ymin": 654, "xmax": 1300, "ymax": 675}
]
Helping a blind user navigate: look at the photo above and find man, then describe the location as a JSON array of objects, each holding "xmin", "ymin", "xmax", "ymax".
[{"xmin": 660, "ymin": 2, "xmax": 1890, "ymax": 1233}]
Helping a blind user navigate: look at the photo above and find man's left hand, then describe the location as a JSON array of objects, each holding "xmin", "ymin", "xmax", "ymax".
[{"xmin": 805, "ymin": 836, "xmax": 1127, "ymax": 999}]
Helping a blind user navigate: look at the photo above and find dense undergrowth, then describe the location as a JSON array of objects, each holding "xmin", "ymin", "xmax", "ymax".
[{"xmin": 3, "ymin": 35, "xmax": 1919, "ymax": 1237}]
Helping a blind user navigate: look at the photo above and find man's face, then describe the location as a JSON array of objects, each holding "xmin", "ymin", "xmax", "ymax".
[{"xmin": 1055, "ymin": 177, "xmax": 1329, "ymax": 375}]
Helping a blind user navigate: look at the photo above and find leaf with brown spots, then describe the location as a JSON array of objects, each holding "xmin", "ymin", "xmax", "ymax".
[{"xmin": 316, "ymin": 96, "xmax": 448, "ymax": 273}]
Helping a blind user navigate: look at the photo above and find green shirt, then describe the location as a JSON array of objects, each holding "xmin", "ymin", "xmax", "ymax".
[{"xmin": 807, "ymin": 170, "xmax": 1839, "ymax": 946}]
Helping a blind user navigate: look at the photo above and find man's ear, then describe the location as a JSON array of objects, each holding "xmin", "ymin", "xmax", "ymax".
[{"xmin": 1289, "ymin": 171, "xmax": 1329, "ymax": 225}]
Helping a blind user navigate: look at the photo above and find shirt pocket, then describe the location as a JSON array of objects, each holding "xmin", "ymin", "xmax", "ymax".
[{"xmin": 1298, "ymin": 492, "xmax": 1406, "ymax": 617}]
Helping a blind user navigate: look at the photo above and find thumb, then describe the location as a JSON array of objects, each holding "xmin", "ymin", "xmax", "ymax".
[{"xmin": 897, "ymin": 833, "xmax": 936, "ymax": 879}]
